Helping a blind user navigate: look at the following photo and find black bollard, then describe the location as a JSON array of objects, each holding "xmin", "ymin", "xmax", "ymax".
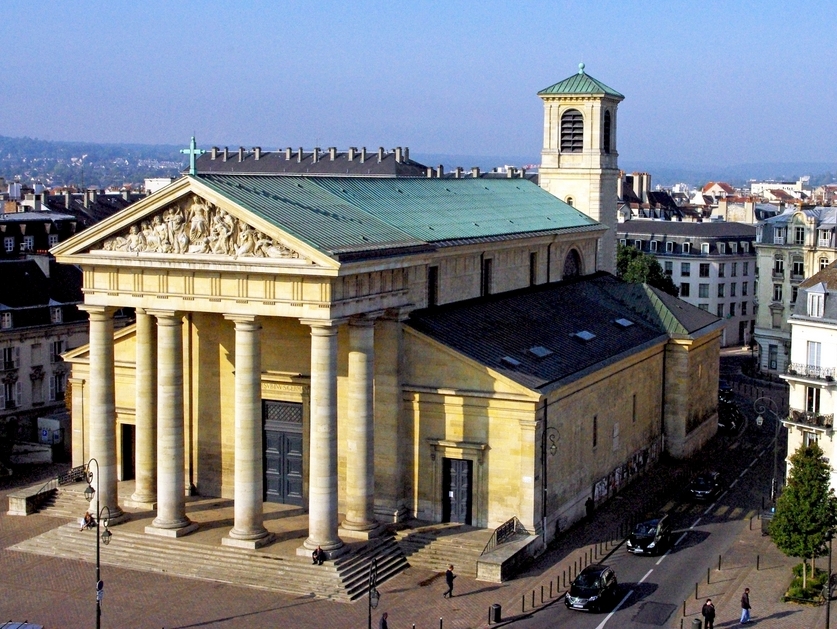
[
  {"xmin": 695, "ymin": 582, "xmax": 699, "ymax": 600},
  {"xmin": 757, "ymin": 555, "xmax": 760, "ymax": 571},
  {"xmin": 707, "ymin": 567, "xmax": 710, "ymax": 584}
]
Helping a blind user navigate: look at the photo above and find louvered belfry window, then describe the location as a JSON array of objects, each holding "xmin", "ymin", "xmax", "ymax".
[
  {"xmin": 603, "ymin": 110, "xmax": 612, "ymax": 153},
  {"xmin": 560, "ymin": 109, "xmax": 583, "ymax": 152}
]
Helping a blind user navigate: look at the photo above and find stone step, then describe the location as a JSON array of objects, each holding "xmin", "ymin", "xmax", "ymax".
[
  {"xmin": 12, "ymin": 523, "xmax": 407, "ymax": 601},
  {"xmin": 36, "ymin": 487, "xmax": 91, "ymax": 520},
  {"xmin": 394, "ymin": 526, "xmax": 491, "ymax": 578}
]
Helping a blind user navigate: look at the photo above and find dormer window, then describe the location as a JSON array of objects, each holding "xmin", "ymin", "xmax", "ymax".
[
  {"xmin": 0, "ymin": 313, "xmax": 11, "ymax": 329},
  {"xmin": 701, "ymin": 243, "xmax": 710, "ymax": 254},
  {"xmin": 665, "ymin": 241, "xmax": 674, "ymax": 253},
  {"xmin": 50, "ymin": 307, "xmax": 63, "ymax": 324},
  {"xmin": 807, "ymin": 284, "xmax": 826, "ymax": 317},
  {"xmin": 682, "ymin": 242, "xmax": 691, "ymax": 254},
  {"xmin": 718, "ymin": 242, "xmax": 726, "ymax": 254}
]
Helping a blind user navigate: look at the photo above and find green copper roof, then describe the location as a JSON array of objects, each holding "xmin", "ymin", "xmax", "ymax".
[
  {"xmin": 196, "ymin": 174, "xmax": 600, "ymax": 259},
  {"xmin": 538, "ymin": 63, "xmax": 624, "ymax": 99}
]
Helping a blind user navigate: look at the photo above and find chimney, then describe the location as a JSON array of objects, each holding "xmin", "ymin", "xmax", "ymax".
[
  {"xmin": 395, "ymin": 147, "xmax": 403, "ymax": 163},
  {"xmin": 297, "ymin": 147, "xmax": 304, "ymax": 163},
  {"xmin": 313, "ymin": 147, "xmax": 320, "ymax": 163},
  {"xmin": 285, "ymin": 147, "xmax": 292, "ymax": 160},
  {"xmin": 329, "ymin": 147, "xmax": 336, "ymax": 161},
  {"xmin": 436, "ymin": 165, "xmax": 444, "ymax": 177},
  {"xmin": 122, "ymin": 189, "xmax": 130, "ymax": 201},
  {"xmin": 360, "ymin": 147, "xmax": 367, "ymax": 163},
  {"xmin": 348, "ymin": 147, "xmax": 356, "ymax": 161},
  {"xmin": 617, "ymin": 173, "xmax": 624, "ymax": 200},
  {"xmin": 471, "ymin": 167, "xmax": 481, "ymax": 178},
  {"xmin": 223, "ymin": 147, "xmax": 229, "ymax": 161},
  {"xmin": 211, "ymin": 147, "xmax": 218, "ymax": 159},
  {"xmin": 404, "ymin": 147, "xmax": 409, "ymax": 161},
  {"xmin": 238, "ymin": 147, "xmax": 245, "ymax": 162},
  {"xmin": 64, "ymin": 190, "xmax": 72, "ymax": 209},
  {"xmin": 377, "ymin": 147, "xmax": 385, "ymax": 162},
  {"xmin": 520, "ymin": 168, "xmax": 527, "ymax": 178},
  {"xmin": 454, "ymin": 167, "xmax": 462, "ymax": 179},
  {"xmin": 253, "ymin": 147, "xmax": 262, "ymax": 160},
  {"xmin": 427, "ymin": 167, "xmax": 434, "ymax": 178},
  {"xmin": 506, "ymin": 168, "xmax": 516, "ymax": 178}
]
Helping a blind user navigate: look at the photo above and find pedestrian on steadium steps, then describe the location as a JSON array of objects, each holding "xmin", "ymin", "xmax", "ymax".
[
  {"xmin": 701, "ymin": 598, "xmax": 715, "ymax": 629},
  {"xmin": 443, "ymin": 565, "xmax": 456, "ymax": 598},
  {"xmin": 740, "ymin": 587, "xmax": 752, "ymax": 624}
]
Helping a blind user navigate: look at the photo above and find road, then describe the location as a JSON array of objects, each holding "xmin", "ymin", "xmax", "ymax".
[{"xmin": 511, "ymin": 413, "xmax": 776, "ymax": 629}]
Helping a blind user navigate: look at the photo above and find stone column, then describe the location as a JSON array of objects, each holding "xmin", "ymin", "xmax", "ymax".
[
  {"xmin": 300, "ymin": 320, "xmax": 344, "ymax": 556},
  {"xmin": 79, "ymin": 305, "xmax": 124, "ymax": 523},
  {"xmin": 128, "ymin": 308, "xmax": 157, "ymax": 507},
  {"xmin": 146, "ymin": 310, "xmax": 197, "ymax": 537},
  {"xmin": 223, "ymin": 315, "xmax": 273, "ymax": 548},
  {"xmin": 340, "ymin": 318, "xmax": 379, "ymax": 538}
]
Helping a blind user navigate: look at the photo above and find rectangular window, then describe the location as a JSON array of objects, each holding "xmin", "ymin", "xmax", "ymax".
[
  {"xmin": 681, "ymin": 262, "xmax": 691, "ymax": 277},
  {"xmin": 729, "ymin": 302, "xmax": 736, "ymax": 317},
  {"xmin": 822, "ymin": 257, "xmax": 831, "ymax": 271},
  {"xmin": 809, "ymin": 293, "xmax": 825, "ymax": 317},
  {"xmin": 730, "ymin": 242, "xmax": 738, "ymax": 253},
  {"xmin": 3, "ymin": 237, "xmax": 13, "ymax": 252},
  {"xmin": 795, "ymin": 226, "xmax": 805, "ymax": 245},
  {"xmin": 1, "ymin": 381, "xmax": 21, "ymax": 410},
  {"xmin": 32, "ymin": 378, "xmax": 43, "ymax": 405},
  {"xmin": 718, "ymin": 263, "xmax": 726, "ymax": 278},
  {"xmin": 741, "ymin": 302, "xmax": 747, "ymax": 315},
  {"xmin": 819, "ymin": 230, "xmax": 831, "ymax": 247},
  {"xmin": 50, "ymin": 373, "xmax": 66, "ymax": 402},
  {"xmin": 808, "ymin": 341, "xmax": 822, "ymax": 366},
  {"xmin": 807, "ymin": 387, "xmax": 821, "ymax": 413},
  {"xmin": 744, "ymin": 261, "xmax": 749, "ymax": 275},
  {"xmin": 774, "ymin": 257, "xmax": 784, "ymax": 274},
  {"xmin": 48, "ymin": 233, "xmax": 59, "ymax": 248},
  {"xmin": 699, "ymin": 263, "xmax": 710, "ymax": 278},
  {"xmin": 768, "ymin": 345, "xmax": 778, "ymax": 370},
  {"xmin": 2, "ymin": 347, "xmax": 19, "ymax": 370},
  {"xmin": 730, "ymin": 283, "xmax": 737, "ymax": 297},
  {"xmin": 701, "ymin": 243, "xmax": 710, "ymax": 254},
  {"xmin": 619, "ymin": 238, "xmax": 627, "ymax": 247},
  {"xmin": 718, "ymin": 242, "xmax": 726, "ymax": 254},
  {"xmin": 773, "ymin": 284, "xmax": 783, "ymax": 302},
  {"xmin": 717, "ymin": 303, "xmax": 724, "ymax": 317},
  {"xmin": 792, "ymin": 286, "xmax": 799, "ymax": 304},
  {"xmin": 742, "ymin": 242, "xmax": 750, "ymax": 253},
  {"xmin": 51, "ymin": 340, "xmax": 64, "ymax": 364},
  {"xmin": 22, "ymin": 235, "xmax": 34, "ymax": 251},
  {"xmin": 481, "ymin": 258, "xmax": 493, "ymax": 297},
  {"xmin": 612, "ymin": 422, "xmax": 620, "ymax": 452},
  {"xmin": 650, "ymin": 240, "xmax": 658, "ymax": 252},
  {"xmin": 664, "ymin": 261, "xmax": 673, "ymax": 276},
  {"xmin": 529, "ymin": 252, "xmax": 537, "ymax": 286},
  {"xmin": 717, "ymin": 283, "xmax": 725, "ymax": 298},
  {"xmin": 699, "ymin": 304, "xmax": 709, "ymax": 311},
  {"xmin": 634, "ymin": 240, "xmax": 642, "ymax": 250},
  {"xmin": 665, "ymin": 241, "xmax": 674, "ymax": 253},
  {"xmin": 774, "ymin": 228, "xmax": 785, "ymax": 245},
  {"xmin": 731, "ymin": 262, "xmax": 738, "ymax": 277},
  {"xmin": 680, "ymin": 282, "xmax": 691, "ymax": 297},
  {"xmin": 742, "ymin": 281, "xmax": 748, "ymax": 296},
  {"xmin": 682, "ymin": 242, "xmax": 691, "ymax": 254},
  {"xmin": 0, "ymin": 313, "xmax": 11, "ymax": 329},
  {"xmin": 632, "ymin": 394, "xmax": 637, "ymax": 423},
  {"xmin": 592, "ymin": 415, "xmax": 598, "ymax": 448},
  {"xmin": 793, "ymin": 258, "xmax": 804, "ymax": 276},
  {"xmin": 50, "ymin": 307, "xmax": 63, "ymax": 324},
  {"xmin": 699, "ymin": 284, "xmax": 709, "ymax": 298}
]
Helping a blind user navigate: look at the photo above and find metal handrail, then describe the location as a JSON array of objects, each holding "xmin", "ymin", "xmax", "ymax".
[{"xmin": 481, "ymin": 516, "xmax": 525, "ymax": 556}]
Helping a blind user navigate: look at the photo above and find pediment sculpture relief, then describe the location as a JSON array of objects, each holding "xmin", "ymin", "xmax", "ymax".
[{"xmin": 97, "ymin": 195, "xmax": 306, "ymax": 260}]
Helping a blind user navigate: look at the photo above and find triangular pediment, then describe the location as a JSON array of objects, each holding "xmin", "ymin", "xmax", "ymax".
[{"xmin": 52, "ymin": 176, "xmax": 335, "ymax": 268}]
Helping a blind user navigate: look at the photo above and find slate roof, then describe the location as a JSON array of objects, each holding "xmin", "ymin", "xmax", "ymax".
[
  {"xmin": 196, "ymin": 174, "xmax": 602, "ymax": 260},
  {"xmin": 617, "ymin": 221, "xmax": 757, "ymax": 239},
  {"xmin": 0, "ymin": 259, "xmax": 82, "ymax": 310},
  {"xmin": 538, "ymin": 64, "xmax": 624, "ymax": 99},
  {"xmin": 406, "ymin": 273, "xmax": 720, "ymax": 393}
]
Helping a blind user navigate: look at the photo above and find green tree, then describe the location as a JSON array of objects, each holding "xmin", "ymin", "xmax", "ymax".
[
  {"xmin": 770, "ymin": 442, "xmax": 837, "ymax": 588},
  {"xmin": 616, "ymin": 244, "xmax": 679, "ymax": 297}
]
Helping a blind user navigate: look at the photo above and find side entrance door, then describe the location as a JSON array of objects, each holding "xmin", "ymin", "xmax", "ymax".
[
  {"xmin": 263, "ymin": 400, "xmax": 303, "ymax": 506},
  {"xmin": 121, "ymin": 423, "xmax": 135, "ymax": 481},
  {"xmin": 442, "ymin": 458, "xmax": 472, "ymax": 525}
]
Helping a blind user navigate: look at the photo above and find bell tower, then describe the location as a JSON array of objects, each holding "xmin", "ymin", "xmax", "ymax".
[{"xmin": 538, "ymin": 63, "xmax": 624, "ymax": 273}]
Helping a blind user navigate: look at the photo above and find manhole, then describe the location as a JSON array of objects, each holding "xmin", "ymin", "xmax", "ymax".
[{"xmin": 633, "ymin": 601, "xmax": 677, "ymax": 625}]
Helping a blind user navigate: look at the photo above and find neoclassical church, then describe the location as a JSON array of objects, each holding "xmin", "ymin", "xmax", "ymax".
[{"xmin": 54, "ymin": 66, "xmax": 721, "ymax": 556}]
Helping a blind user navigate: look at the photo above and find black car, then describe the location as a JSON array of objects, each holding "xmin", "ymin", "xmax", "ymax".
[
  {"xmin": 687, "ymin": 471, "xmax": 721, "ymax": 501},
  {"xmin": 565, "ymin": 564, "xmax": 618, "ymax": 612},
  {"xmin": 626, "ymin": 515, "xmax": 672, "ymax": 555}
]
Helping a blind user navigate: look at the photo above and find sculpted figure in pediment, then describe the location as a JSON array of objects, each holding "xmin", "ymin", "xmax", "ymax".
[{"xmin": 97, "ymin": 195, "xmax": 306, "ymax": 261}]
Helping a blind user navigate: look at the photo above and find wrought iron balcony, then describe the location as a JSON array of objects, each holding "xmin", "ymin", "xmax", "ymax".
[
  {"xmin": 788, "ymin": 409, "xmax": 834, "ymax": 429},
  {"xmin": 786, "ymin": 363, "xmax": 836, "ymax": 381}
]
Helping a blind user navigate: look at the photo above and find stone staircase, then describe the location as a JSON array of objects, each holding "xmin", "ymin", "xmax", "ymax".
[
  {"xmin": 395, "ymin": 522, "xmax": 493, "ymax": 578},
  {"xmin": 35, "ymin": 486, "xmax": 91, "ymax": 521},
  {"xmin": 11, "ymin": 522, "xmax": 407, "ymax": 602}
]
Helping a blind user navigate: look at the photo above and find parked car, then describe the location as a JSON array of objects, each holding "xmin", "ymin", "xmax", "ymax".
[
  {"xmin": 626, "ymin": 515, "xmax": 672, "ymax": 555},
  {"xmin": 565, "ymin": 564, "xmax": 618, "ymax": 612},
  {"xmin": 687, "ymin": 471, "xmax": 721, "ymax": 501}
]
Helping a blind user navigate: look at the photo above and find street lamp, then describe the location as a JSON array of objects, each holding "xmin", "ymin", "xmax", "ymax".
[
  {"xmin": 367, "ymin": 558, "xmax": 379, "ymax": 629},
  {"xmin": 84, "ymin": 458, "xmax": 112, "ymax": 629},
  {"xmin": 754, "ymin": 396, "xmax": 783, "ymax": 502}
]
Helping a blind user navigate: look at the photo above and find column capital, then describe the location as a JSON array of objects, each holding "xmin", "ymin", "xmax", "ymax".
[
  {"xmin": 224, "ymin": 314, "xmax": 260, "ymax": 328},
  {"xmin": 348, "ymin": 312, "xmax": 383, "ymax": 328},
  {"xmin": 300, "ymin": 318, "xmax": 346, "ymax": 333},
  {"xmin": 146, "ymin": 309, "xmax": 183, "ymax": 324},
  {"xmin": 78, "ymin": 304, "xmax": 118, "ymax": 319}
]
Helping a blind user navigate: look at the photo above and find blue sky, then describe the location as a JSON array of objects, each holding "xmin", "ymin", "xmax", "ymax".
[{"xmin": 2, "ymin": 1, "xmax": 835, "ymax": 168}]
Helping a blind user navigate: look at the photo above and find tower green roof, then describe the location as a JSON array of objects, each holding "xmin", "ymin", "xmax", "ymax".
[{"xmin": 538, "ymin": 63, "xmax": 624, "ymax": 99}]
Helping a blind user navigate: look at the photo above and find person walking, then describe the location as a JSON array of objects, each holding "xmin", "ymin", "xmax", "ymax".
[
  {"xmin": 701, "ymin": 598, "xmax": 716, "ymax": 629},
  {"xmin": 740, "ymin": 588, "xmax": 751, "ymax": 624},
  {"xmin": 443, "ymin": 564, "xmax": 456, "ymax": 598},
  {"xmin": 378, "ymin": 612, "xmax": 388, "ymax": 629}
]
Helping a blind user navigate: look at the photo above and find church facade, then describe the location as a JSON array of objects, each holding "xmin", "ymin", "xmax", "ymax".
[{"xmin": 54, "ymin": 68, "xmax": 722, "ymax": 555}]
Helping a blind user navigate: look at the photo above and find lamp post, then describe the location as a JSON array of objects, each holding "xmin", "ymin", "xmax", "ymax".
[
  {"xmin": 367, "ymin": 557, "xmax": 379, "ymax": 629},
  {"xmin": 84, "ymin": 458, "xmax": 113, "ymax": 629},
  {"xmin": 754, "ymin": 396, "xmax": 783, "ymax": 502},
  {"xmin": 540, "ymin": 403, "xmax": 559, "ymax": 539}
]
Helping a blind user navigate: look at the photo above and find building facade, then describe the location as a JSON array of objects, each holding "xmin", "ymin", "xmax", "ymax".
[
  {"xmin": 754, "ymin": 208, "xmax": 837, "ymax": 373},
  {"xmin": 616, "ymin": 221, "xmax": 757, "ymax": 347}
]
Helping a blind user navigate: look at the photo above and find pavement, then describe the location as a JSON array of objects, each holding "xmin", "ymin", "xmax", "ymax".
[{"xmin": 0, "ymin": 348, "xmax": 830, "ymax": 628}]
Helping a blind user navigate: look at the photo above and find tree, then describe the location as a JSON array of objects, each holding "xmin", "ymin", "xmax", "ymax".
[
  {"xmin": 770, "ymin": 442, "xmax": 837, "ymax": 588},
  {"xmin": 616, "ymin": 244, "xmax": 679, "ymax": 297}
]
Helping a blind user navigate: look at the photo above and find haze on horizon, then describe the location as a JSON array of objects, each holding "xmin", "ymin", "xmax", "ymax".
[{"xmin": 1, "ymin": 0, "xmax": 834, "ymax": 170}]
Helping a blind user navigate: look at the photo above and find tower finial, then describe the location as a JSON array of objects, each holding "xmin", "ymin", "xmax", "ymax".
[{"xmin": 578, "ymin": 62, "xmax": 585, "ymax": 74}]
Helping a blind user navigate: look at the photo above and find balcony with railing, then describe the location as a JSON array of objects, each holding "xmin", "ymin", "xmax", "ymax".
[
  {"xmin": 774, "ymin": 236, "xmax": 785, "ymax": 245},
  {"xmin": 820, "ymin": 238, "xmax": 831, "ymax": 248},
  {"xmin": 772, "ymin": 269, "xmax": 785, "ymax": 280},
  {"xmin": 786, "ymin": 409, "xmax": 834, "ymax": 431},
  {"xmin": 785, "ymin": 363, "xmax": 836, "ymax": 381}
]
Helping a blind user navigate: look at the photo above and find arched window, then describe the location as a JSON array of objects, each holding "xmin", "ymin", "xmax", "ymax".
[
  {"xmin": 560, "ymin": 109, "xmax": 583, "ymax": 153},
  {"xmin": 566, "ymin": 196, "xmax": 574, "ymax": 207},
  {"xmin": 603, "ymin": 110, "xmax": 612, "ymax": 154},
  {"xmin": 563, "ymin": 249, "xmax": 582, "ymax": 279}
]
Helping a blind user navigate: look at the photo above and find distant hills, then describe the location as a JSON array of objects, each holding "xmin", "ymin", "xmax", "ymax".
[{"xmin": 0, "ymin": 135, "xmax": 834, "ymax": 191}]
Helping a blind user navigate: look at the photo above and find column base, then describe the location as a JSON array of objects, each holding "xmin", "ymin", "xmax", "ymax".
[
  {"xmin": 374, "ymin": 504, "xmax": 409, "ymax": 524},
  {"xmin": 124, "ymin": 497, "xmax": 157, "ymax": 510},
  {"xmin": 222, "ymin": 532, "xmax": 275, "ymax": 549},
  {"xmin": 296, "ymin": 543, "xmax": 348, "ymax": 560},
  {"xmin": 145, "ymin": 521, "xmax": 199, "ymax": 538},
  {"xmin": 339, "ymin": 522, "xmax": 383, "ymax": 540},
  {"xmin": 99, "ymin": 507, "xmax": 129, "ymax": 526}
]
